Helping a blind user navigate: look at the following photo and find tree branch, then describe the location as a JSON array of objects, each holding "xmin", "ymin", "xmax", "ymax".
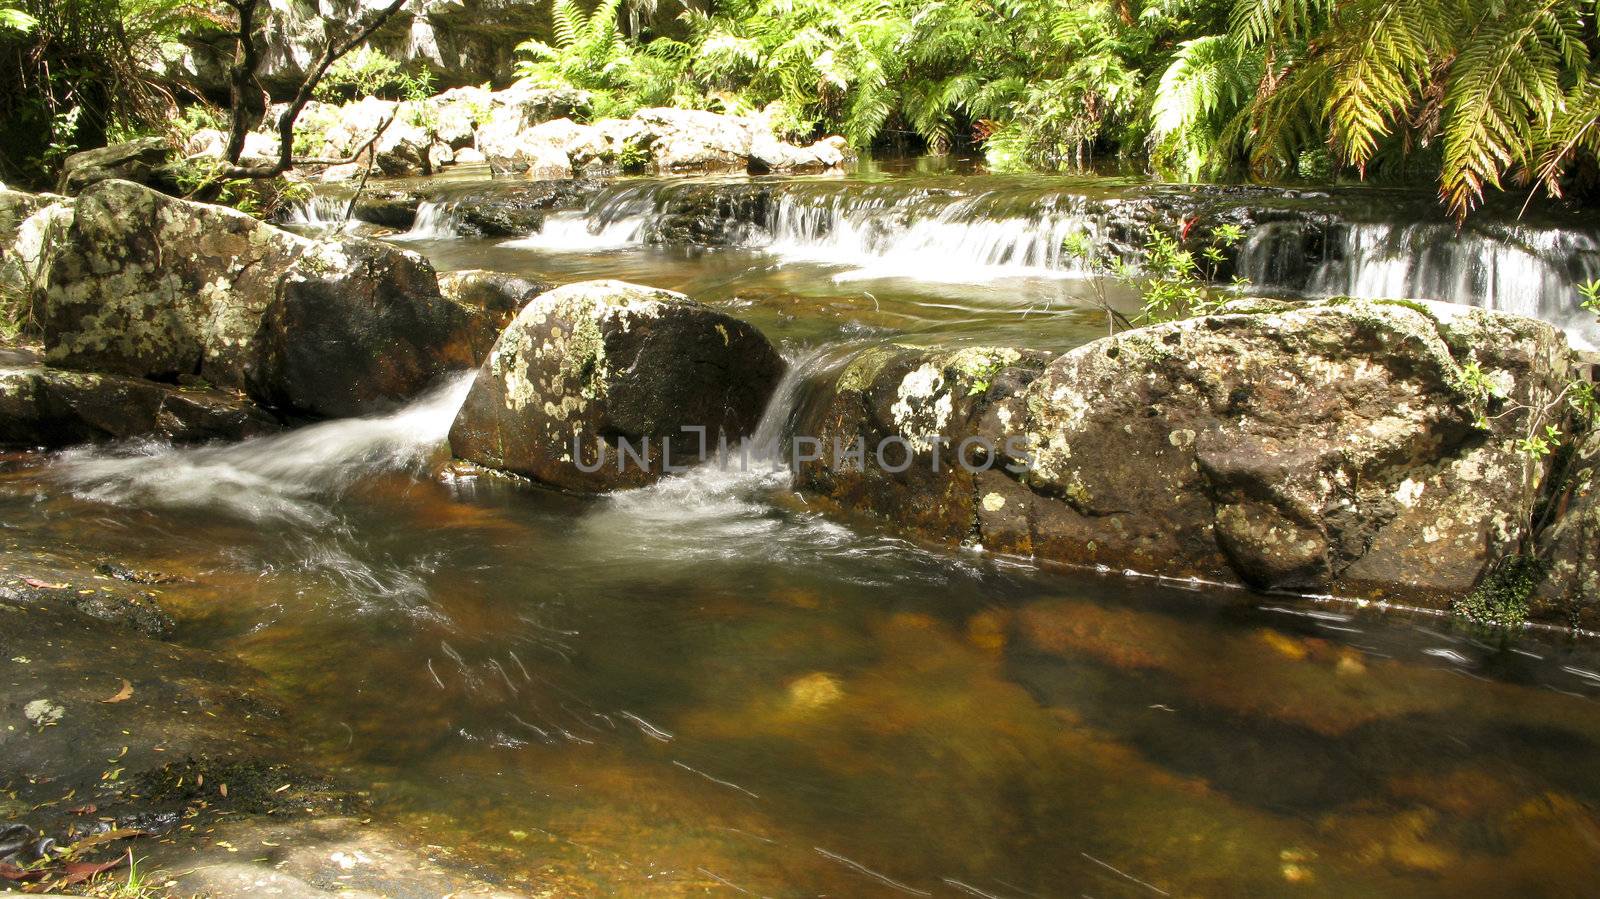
[{"xmin": 219, "ymin": 0, "xmax": 410, "ymax": 180}]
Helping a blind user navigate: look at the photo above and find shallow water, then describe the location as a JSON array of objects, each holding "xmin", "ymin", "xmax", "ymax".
[
  {"xmin": 6, "ymin": 378, "xmax": 1600, "ymax": 896},
  {"xmin": 14, "ymin": 164, "xmax": 1600, "ymax": 894}
]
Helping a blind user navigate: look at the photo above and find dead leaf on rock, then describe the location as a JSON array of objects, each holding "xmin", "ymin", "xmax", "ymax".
[
  {"xmin": 21, "ymin": 578, "xmax": 66, "ymax": 590},
  {"xmin": 99, "ymin": 679, "xmax": 133, "ymax": 704}
]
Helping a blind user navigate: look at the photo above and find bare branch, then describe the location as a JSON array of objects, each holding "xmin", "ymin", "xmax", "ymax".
[{"xmin": 219, "ymin": 0, "xmax": 410, "ymax": 180}]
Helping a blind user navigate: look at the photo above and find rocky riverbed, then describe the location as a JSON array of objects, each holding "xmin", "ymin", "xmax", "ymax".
[{"xmin": 7, "ymin": 168, "xmax": 1600, "ymax": 895}]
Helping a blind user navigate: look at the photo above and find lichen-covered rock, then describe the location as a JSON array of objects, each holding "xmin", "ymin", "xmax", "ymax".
[
  {"xmin": 449, "ymin": 280, "xmax": 785, "ymax": 491},
  {"xmin": 250, "ymin": 238, "xmax": 481, "ymax": 418},
  {"xmin": 631, "ymin": 108, "xmax": 754, "ymax": 172},
  {"xmin": 749, "ymin": 134, "xmax": 850, "ymax": 173},
  {"xmin": 57, "ymin": 138, "xmax": 180, "ymax": 196},
  {"xmin": 41, "ymin": 179, "xmax": 479, "ymax": 418},
  {"xmin": 437, "ymin": 269, "xmax": 551, "ymax": 327},
  {"xmin": 793, "ymin": 345, "xmax": 1054, "ymax": 546},
  {"xmin": 0, "ymin": 193, "xmax": 71, "ymax": 300},
  {"xmin": 436, "ymin": 268, "xmax": 553, "ymax": 359},
  {"xmin": 0, "ymin": 351, "xmax": 280, "ymax": 448},
  {"xmin": 797, "ymin": 299, "xmax": 1571, "ymax": 610}
]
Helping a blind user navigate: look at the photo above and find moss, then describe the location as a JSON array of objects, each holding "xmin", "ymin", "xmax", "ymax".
[
  {"xmin": 1454, "ymin": 554, "xmax": 1544, "ymax": 629},
  {"xmin": 836, "ymin": 344, "xmax": 906, "ymax": 394}
]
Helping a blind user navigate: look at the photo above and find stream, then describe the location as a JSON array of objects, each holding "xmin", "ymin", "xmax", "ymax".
[{"xmin": 7, "ymin": 162, "xmax": 1600, "ymax": 895}]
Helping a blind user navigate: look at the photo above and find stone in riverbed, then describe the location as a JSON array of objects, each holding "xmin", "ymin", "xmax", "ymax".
[
  {"xmin": 0, "ymin": 353, "xmax": 281, "ymax": 448},
  {"xmin": 436, "ymin": 268, "xmax": 553, "ymax": 360},
  {"xmin": 40, "ymin": 179, "xmax": 479, "ymax": 418},
  {"xmin": 797, "ymin": 299, "xmax": 1571, "ymax": 610},
  {"xmin": 448, "ymin": 279, "xmax": 785, "ymax": 491}
]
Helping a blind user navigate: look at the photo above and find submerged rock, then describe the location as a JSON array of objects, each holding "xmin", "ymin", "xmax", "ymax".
[
  {"xmin": 798, "ymin": 299, "xmax": 1571, "ymax": 609},
  {"xmin": 449, "ymin": 279, "xmax": 785, "ymax": 491},
  {"xmin": 40, "ymin": 179, "xmax": 478, "ymax": 418}
]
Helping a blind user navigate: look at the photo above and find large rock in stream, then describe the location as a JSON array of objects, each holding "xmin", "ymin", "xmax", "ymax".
[
  {"xmin": 449, "ymin": 280, "xmax": 785, "ymax": 491},
  {"xmin": 796, "ymin": 299, "xmax": 1571, "ymax": 608},
  {"xmin": 39, "ymin": 179, "xmax": 482, "ymax": 418}
]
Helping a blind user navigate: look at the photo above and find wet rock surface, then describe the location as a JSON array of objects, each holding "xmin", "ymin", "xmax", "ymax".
[
  {"xmin": 40, "ymin": 180, "xmax": 479, "ymax": 418},
  {"xmin": 0, "ymin": 350, "xmax": 282, "ymax": 449},
  {"xmin": 449, "ymin": 279, "xmax": 785, "ymax": 491},
  {"xmin": 437, "ymin": 268, "xmax": 554, "ymax": 361},
  {"xmin": 798, "ymin": 299, "xmax": 1573, "ymax": 610}
]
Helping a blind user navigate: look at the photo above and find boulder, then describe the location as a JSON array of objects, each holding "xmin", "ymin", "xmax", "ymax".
[
  {"xmin": 796, "ymin": 299, "xmax": 1571, "ymax": 609},
  {"xmin": 794, "ymin": 345, "xmax": 1054, "ymax": 545},
  {"xmin": 437, "ymin": 269, "xmax": 551, "ymax": 328},
  {"xmin": 1, "ymin": 192, "xmax": 71, "ymax": 300},
  {"xmin": 631, "ymin": 108, "xmax": 754, "ymax": 172},
  {"xmin": 0, "ymin": 349, "xmax": 280, "ymax": 448},
  {"xmin": 750, "ymin": 134, "xmax": 849, "ymax": 173},
  {"xmin": 41, "ymin": 179, "xmax": 479, "ymax": 418},
  {"xmin": 449, "ymin": 280, "xmax": 785, "ymax": 491},
  {"xmin": 57, "ymin": 138, "xmax": 180, "ymax": 196},
  {"xmin": 436, "ymin": 268, "xmax": 553, "ymax": 359}
]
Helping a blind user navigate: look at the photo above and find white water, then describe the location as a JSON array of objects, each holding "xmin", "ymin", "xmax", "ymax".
[
  {"xmin": 391, "ymin": 200, "xmax": 462, "ymax": 241},
  {"xmin": 499, "ymin": 211, "xmax": 649, "ymax": 252},
  {"xmin": 762, "ymin": 193, "xmax": 1100, "ymax": 284},
  {"xmin": 53, "ymin": 373, "xmax": 476, "ymax": 526},
  {"xmin": 282, "ymin": 196, "xmax": 360, "ymax": 234},
  {"xmin": 1236, "ymin": 221, "xmax": 1600, "ymax": 349}
]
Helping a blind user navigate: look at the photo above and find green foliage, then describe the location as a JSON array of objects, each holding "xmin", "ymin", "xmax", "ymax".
[
  {"xmin": 169, "ymin": 156, "xmax": 311, "ymax": 219},
  {"xmin": 1455, "ymin": 554, "xmax": 1542, "ymax": 629},
  {"xmin": 514, "ymin": 0, "xmax": 688, "ymax": 119},
  {"xmin": 0, "ymin": 0, "xmax": 210, "ymax": 186},
  {"xmin": 314, "ymin": 47, "xmax": 436, "ymax": 105},
  {"xmin": 1123, "ymin": 222, "xmax": 1246, "ymax": 323},
  {"xmin": 1156, "ymin": 0, "xmax": 1600, "ymax": 216}
]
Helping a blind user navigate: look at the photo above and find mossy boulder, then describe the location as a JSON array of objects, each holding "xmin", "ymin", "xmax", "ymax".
[
  {"xmin": 448, "ymin": 279, "xmax": 785, "ymax": 491},
  {"xmin": 436, "ymin": 268, "xmax": 553, "ymax": 359},
  {"xmin": 56, "ymin": 138, "xmax": 181, "ymax": 197},
  {"xmin": 793, "ymin": 344, "xmax": 1054, "ymax": 546},
  {"xmin": 798, "ymin": 300, "xmax": 1571, "ymax": 611},
  {"xmin": 40, "ymin": 179, "xmax": 479, "ymax": 418}
]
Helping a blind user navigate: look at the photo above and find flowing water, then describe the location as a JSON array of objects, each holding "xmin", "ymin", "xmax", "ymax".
[{"xmin": 14, "ymin": 164, "xmax": 1600, "ymax": 895}]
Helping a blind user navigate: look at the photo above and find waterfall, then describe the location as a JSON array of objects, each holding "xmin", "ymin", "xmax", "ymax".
[
  {"xmin": 1235, "ymin": 220, "xmax": 1600, "ymax": 348},
  {"xmin": 762, "ymin": 190, "xmax": 1104, "ymax": 283},
  {"xmin": 281, "ymin": 196, "xmax": 359, "ymax": 233},
  {"xmin": 391, "ymin": 201, "xmax": 462, "ymax": 241},
  {"xmin": 500, "ymin": 211, "xmax": 649, "ymax": 251},
  {"xmin": 52, "ymin": 373, "xmax": 476, "ymax": 525}
]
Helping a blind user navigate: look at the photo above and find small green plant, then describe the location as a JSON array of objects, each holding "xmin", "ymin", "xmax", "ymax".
[
  {"xmin": 614, "ymin": 137, "xmax": 651, "ymax": 172},
  {"xmin": 1455, "ymin": 555, "xmax": 1542, "ymax": 629}
]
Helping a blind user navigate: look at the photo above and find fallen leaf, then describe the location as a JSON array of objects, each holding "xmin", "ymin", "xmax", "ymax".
[
  {"xmin": 219, "ymin": 783, "xmax": 228, "ymax": 798},
  {"xmin": 68, "ymin": 803, "xmax": 98, "ymax": 816},
  {"xmin": 99, "ymin": 679, "xmax": 133, "ymax": 704},
  {"xmin": 61, "ymin": 854, "xmax": 126, "ymax": 885},
  {"xmin": 22, "ymin": 578, "xmax": 66, "ymax": 590},
  {"xmin": 0, "ymin": 861, "xmax": 40, "ymax": 882},
  {"xmin": 62, "ymin": 828, "xmax": 146, "ymax": 856}
]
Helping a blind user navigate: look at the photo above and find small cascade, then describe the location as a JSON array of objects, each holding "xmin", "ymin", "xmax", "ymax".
[
  {"xmin": 54, "ymin": 373, "xmax": 476, "ymax": 525},
  {"xmin": 501, "ymin": 211, "xmax": 648, "ymax": 251},
  {"xmin": 282, "ymin": 195, "xmax": 358, "ymax": 233},
  {"xmin": 391, "ymin": 200, "xmax": 462, "ymax": 241},
  {"xmin": 1236, "ymin": 221, "xmax": 1600, "ymax": 348},
  {"xmin": 762, "ymin": 189, "xmax": 1105, "ymax": 282}
]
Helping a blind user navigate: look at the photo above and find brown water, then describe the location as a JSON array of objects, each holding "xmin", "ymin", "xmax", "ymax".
[
  {"xmin": 5, "ymin": 371, "xmax": 1600, "ymax": 896},
  {"xmin": 9, "ymin": 165, "xmax": 1600, "ymax": 896}
]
